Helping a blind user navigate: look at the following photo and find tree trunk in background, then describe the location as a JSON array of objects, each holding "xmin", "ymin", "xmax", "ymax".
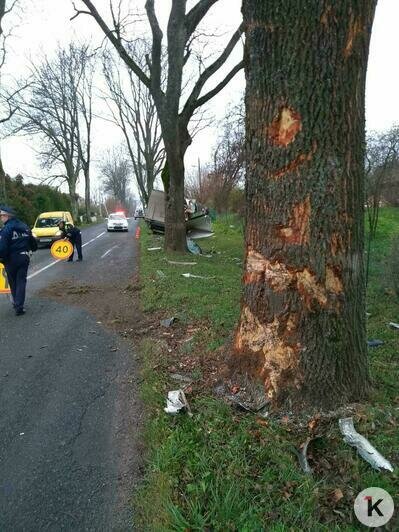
[
  {"xmin": 0, "ymin": 155, "xmax": 7, "ymax": 202},
  {"xmin": 84, "ymin": 166, "xmax": 90, "ymax": 222},
  {"xmin": 68, "ymin": 181, "xmax": 78, "ymax": 221},
  {"xmin": 233, "ymin": 0, "xmax": 377, "ymax": 410},
  {"xmin": 163, "ymin": 140, "xmax": 187, "ymax": 252}
]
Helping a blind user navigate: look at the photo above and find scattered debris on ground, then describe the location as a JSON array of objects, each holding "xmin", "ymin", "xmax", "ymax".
[
  {"xmin": 367, "ymin": 339, "xmax": 384, "ymax": 347},
  {"xmin": 160, "ymin": 317, "xmax": 176, "ymax": 328},
  {"xmin": 186, "ymin": 238, "xmax": 202, "ymax": 255},
  {"xmin": 164, "ymin": 389, "xmax": 193, "ymax": 416},
  {"xmin": 182, "ymin": 273, "xmax": 216, "ymax": 279},
  {"xmin": 338, "ymin": 417, "xmax": 394, "ymax": 472},
  {"xmin": 294, "ymin": 437, "xmax": 313, "ymax": 475},
  {"xmin": 167, "ymin": 260, "xmax": 197, "ymax": 266},
  {"xmin": 215, "ymin": 377, "xmax": 269, "ymax": 414}
]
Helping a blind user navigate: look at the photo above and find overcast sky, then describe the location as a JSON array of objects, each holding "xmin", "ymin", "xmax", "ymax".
[{"xmin": 1, "ymin": 0, "xmax": 398, "ymax": 198}]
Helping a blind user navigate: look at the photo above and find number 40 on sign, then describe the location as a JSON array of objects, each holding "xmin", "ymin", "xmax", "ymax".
[{"xmin": 51, "ymin": 240, "xmax": 73, "ymax": 260}]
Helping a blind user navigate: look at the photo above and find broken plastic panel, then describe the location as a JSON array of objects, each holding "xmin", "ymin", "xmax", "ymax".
[
  {"xmin": 186, "ymin": 238, "xmax": 202, "ymax": 255},
  {"xmin": 164, "ymin": 389, "xmax": 193, "ymax": 416}
]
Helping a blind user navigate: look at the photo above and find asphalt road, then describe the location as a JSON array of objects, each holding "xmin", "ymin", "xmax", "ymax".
[{"xmin": 0, "ymin": 219, "xmax": 143, "ymax": 531}]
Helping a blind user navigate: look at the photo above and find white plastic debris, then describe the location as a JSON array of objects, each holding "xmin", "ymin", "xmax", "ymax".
[
  {"xmin": 388, "ymin": 322, "xmax": 399, "ymax": 329},
  {"xmin": 339, "ymin": 417, "xmax": 394, "ymax": 472},
  {"xmin": 182, "ymin": 273, "xmax": 215, "ymax": 279},
  {"xmin": 148, "ymin": 247, "xmax": 162, "ymax": 251},
  {"xmin": 167, "ymin": 260, "xmax": 197, "ymax": 265},
  {"xmin": 164, "ymin": 389, "xmax": 193, "ymax": 416}
]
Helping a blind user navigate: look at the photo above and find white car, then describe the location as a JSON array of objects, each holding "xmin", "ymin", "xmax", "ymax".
[{"xmin": 107, "ymin": 212, "xmax": 129, "ymax": 232}]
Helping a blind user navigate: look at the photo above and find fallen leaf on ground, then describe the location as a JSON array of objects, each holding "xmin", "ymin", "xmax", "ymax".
[{"xmin": 331, "ymin": 488, "xmax": 344, "ymax": 504}]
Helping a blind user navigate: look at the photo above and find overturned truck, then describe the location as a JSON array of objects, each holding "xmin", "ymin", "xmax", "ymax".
[{"xmin": 145, "ymin": 190, "xmax": 213, "ymax": 239}]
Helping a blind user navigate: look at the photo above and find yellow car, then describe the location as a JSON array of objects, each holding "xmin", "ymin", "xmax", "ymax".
[{"xmin": 32, "ymin": 211, "xmax": 74, "ymax": 247}]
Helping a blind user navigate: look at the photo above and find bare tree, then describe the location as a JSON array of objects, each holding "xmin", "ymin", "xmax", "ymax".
[
  {"xmin": 186, "ymin": 100, "xmax": 244, "ymax": 210},
  {"xmin": 102, "ymin": 46, "xmax": 164, "ymax": 208},
  {"xmin": 0, "ymin": 0, "xmax": 20, "ymax": 202},
  {"xmin": 73, "ymin": 0, "xmax": 244, "ymax": 252},
  {"xmin": 365, "ymin": 126, "xmax": 399, "ymax": 284},
  {"xmin": 208, "ymin": 103, "xmax": 244, "ymax": 211},
  {"xmin": 100, "ymin": 145, "xmax": 131, "ymax": 207},
  {"xmin": 10, "ymin": 43, "xmax": 94, "ymax": 219},
  {"xmin": 366, "ymin": 126, "xmax": 399, "ymax": 238},
  {"xmin": 76, "ymin": 50, "xmax": 95, "ymax": 222}
]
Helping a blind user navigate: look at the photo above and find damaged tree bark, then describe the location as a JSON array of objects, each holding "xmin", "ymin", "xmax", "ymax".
[{"xmin": 233, "ymin": 0, "xmax": 377, "ymax": 410}]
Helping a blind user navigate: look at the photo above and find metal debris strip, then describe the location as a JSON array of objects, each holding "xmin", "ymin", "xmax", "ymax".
[
  {"xmin": 294, "ymin": 438, "xmax": 313, "ymax": 475},
  {"xmin": 367, "ymin": 339, "xmax": 384, "ymax": 347},
  {"xmin": 167, "ymin": 260, "xmax": 197, "ymax": 265},
  {"xmin": 216, "ymin": 380, "xmax": 269, "ymax": 414},
  {"xmin": 164, "ymin": 389, "xmax": 193, "ymax": 417},
  {"xmin": 388, "ymin": 322, "xmax": 399, "ymax": 329},
  {"xmin": 338, "ymin": 417, "xmax": 394, "ymax": 472},
  {"xmin": 169, "ymin": 373, "xmax": 193, "ymax": 384},
  {"xmin": 182, "ymin": 273, "xmax": 216, "ymax": 279}
]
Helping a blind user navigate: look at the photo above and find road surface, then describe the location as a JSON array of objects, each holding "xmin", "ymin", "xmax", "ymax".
[{"xmin": 0, "ymin": 219, "xmax": 143, "ymax": 531}]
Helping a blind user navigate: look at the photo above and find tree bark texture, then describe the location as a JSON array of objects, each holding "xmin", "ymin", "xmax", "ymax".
[
  {"xmin": 84, "ymin": 166, "xmax": 90, "ymax": 222},
  {"xmin": 0, "ymin": 154, "xmax": 7, "ymax": 202},
  {"xmin": 163, "ymin": 137, "xmax": 188, "ymax": 252},
  {"xmin": 233, "ymin": 0, "xmax": 377, "ymax": 410}
]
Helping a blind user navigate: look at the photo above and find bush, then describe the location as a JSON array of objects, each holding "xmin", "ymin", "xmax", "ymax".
[{"xmin": 1, "ymin": 174, "xmax": 72, "ymax": 226}]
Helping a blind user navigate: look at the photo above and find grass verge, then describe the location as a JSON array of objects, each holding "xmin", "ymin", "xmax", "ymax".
[{"xmin": 135, "ymin": 212, "xmax": 398, "ymax": 531}]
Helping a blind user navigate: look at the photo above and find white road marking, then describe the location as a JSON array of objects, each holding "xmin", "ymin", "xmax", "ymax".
[
  {"xmin": 101, "ymin": 245, "xmax": 118, "ymax": 259},
  {"xmin": 27, "ymin": 258, "xmax": 61, "ymax": 280},
  {"xmin": 27, "ymin": 231, "xmax": 106, "ymax": 280},
  {"xmin": 82, "ymin": 231, "xmax": 106, "ymax": 248}
]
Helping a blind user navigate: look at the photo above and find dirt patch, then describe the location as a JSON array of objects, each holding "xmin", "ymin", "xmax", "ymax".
[{"xmin": 38, "ymin": 275, "xmax": 150, "ymax": 338}]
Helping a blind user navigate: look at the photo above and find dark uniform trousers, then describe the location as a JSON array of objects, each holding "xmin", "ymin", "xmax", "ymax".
[
  {"xmin": 5, "ymin": 252, "xmax": 30, "ymax": 312},
  {"xmin": 67, "ymin": 232, "xmax": 83, "ymax": 261}
]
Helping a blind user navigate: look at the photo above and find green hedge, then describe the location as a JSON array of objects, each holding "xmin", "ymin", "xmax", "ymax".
[{"xmin": 1, "ymin": 175, "xmax": 72, "ymax": 227}]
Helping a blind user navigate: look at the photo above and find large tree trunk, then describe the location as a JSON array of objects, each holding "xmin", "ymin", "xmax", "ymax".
[
  {"xmin": 162, "ymin": 121, "xmax": 191, "ymax": 252},
  {"xmin": 233, "ymin": 0, "xmax": 377, "ymax": 410},
  {"xmin": 84, "ymin": 166, "xmax": 90, "ymax": 222},
  {"xmin": 163, "ymin": 146, "xmax": 187, "ymax": 252}
]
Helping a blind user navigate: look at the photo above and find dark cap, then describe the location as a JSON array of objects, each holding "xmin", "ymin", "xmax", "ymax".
[{"xmin": 0, "ymin": 205, "xmax": 16, "ymax": 216}]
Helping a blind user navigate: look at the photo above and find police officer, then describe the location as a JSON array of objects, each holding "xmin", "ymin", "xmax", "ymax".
[
  {"xmin": 58, "ymin": 220, "xmax": 83, "ymax": 262},
  {"xmin": 0, "ymin": 205, "xmax": 37, "ymax": 315}
]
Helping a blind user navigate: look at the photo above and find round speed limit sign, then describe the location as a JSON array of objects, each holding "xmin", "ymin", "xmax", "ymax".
[{"xmin": 51, "ymin": 240, "xmax": 73, "ymax": 260}]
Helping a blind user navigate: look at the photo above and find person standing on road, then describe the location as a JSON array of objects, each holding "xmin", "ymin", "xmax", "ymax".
[
  {"xmin": 58, "ymin": 220, "xmax": 83, "ymax": 262},
  {"xmin": 0, "ymin": 205, "xmax": 38, "ymax": 315}
]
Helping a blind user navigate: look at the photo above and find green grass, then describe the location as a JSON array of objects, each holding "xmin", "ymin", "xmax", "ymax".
[{"xmin": 135, "ymin": 211, "xmax": 399, "ymax": 531}]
